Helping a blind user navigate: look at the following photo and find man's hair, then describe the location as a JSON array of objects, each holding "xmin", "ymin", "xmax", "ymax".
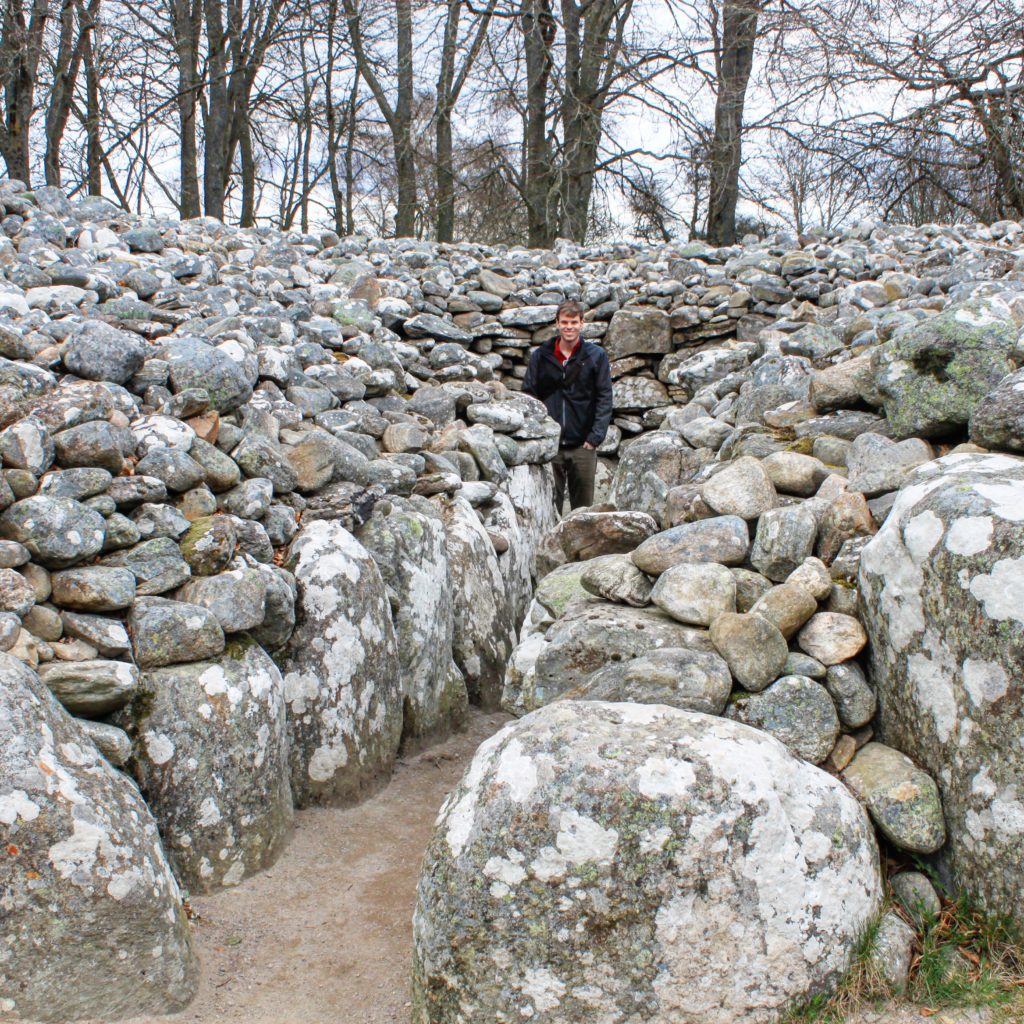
[{"xmin": 556, "ymin": 299, "xmax": 584, "ymax": 320}]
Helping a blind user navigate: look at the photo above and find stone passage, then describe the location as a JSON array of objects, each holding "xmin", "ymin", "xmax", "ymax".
[{"xmin": 3, "ymin": 183, "xmax": 1024, "ymax": 1021}]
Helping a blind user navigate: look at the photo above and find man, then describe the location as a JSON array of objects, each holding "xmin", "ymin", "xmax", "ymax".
[{"xmin": 522, "ymin": 299, "xmax": 614, "ymax": 511}]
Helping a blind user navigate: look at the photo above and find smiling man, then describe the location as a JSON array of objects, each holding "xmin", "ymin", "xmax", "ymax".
[{"xmin": 522, "ymin": 300, "xmax": 614, "ymax": 511}]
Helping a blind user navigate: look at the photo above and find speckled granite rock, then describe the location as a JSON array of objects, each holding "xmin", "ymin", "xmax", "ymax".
[
  {"xmin": 859, "ymin": 452, "xmax": 1023, "ymax": 919},
  {"xmin": 843, "ymin": 742, "xmax": 946, "ymax": 854},
  {"xmin": 278, "ymin": 519, "xmax": 403, "ymax": 806},
  {"xmin": 503, "ymin": 602, "xmax": 712, "ymax": 715},
  {"xmin": 872, "ymin": 298, "xmax": 1019, "ymax": 440},
  {"xmin": 413, "ymin": 702, "xmax": 881, "ymax": 1024},
  {"xmin": 0, "ymin": 653, "xmax": 198, "ymax": 1020},
  {"xmin": 440, "ymin": 495, "xmax": 515, "ymax": 710},
  {"xmin": 357, "ymin": 500, "xmax": 467, "ymax": 747},
  {"xmin": 726, "ymin": 674, "xmax": 840, "ymax": 765},
  {"xmin": 116, "ymin": 639, "xmax": 292, "ymax": 893}
]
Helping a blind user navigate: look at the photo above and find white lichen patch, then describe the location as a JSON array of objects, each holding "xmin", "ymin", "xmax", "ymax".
[
  {"xmin": 860, "ymin": 523, "xmax": 926, "ymax": 653},
  {"xmin": 963, "ymin": 658, "xmax": 1009, "ymax": 708},
  {"xmin": 635, "ymin": 756, "xmax": 696, "ymax": 800},
  {"xmin": 493, "ymin": 739, "xmax": 539, "ymax": 803},
  {"xmin": 518, "ymin": 967, "xmax": 566, "ymax": 1013},
  {"xmin": 0, "ymin": 789, "xmax": 41, "ymax": 824},
  {"xmin": 906, "ymin": 629, "xmax": 958, "ymax": 744},
  {"xmin": 974, "ymin": 481, "xmax": 1024, "ymax": 522},
  {"xmin": 945, "ymin": 516, "xmax": 993, "ymax": 556},
  {"xmin": 903, "ymin": 511, "xmax": 945, "ymax": 562},
  {"xmin": 483, "ymin": 852, "xmax": 527, "ymax": 895},
  {"xmin": 554, "ymin": 809, "xmax": 618, "ymax": 866},
  {"xmin": 144, "ymin": 731, "xmax": 175, "ymax": 765},
  {"xmin": 969, "ymin": 558, "xmax": 1024, "ymax": 623}
]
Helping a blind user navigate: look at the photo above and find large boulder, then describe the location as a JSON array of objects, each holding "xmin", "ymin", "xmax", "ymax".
[
  {"xmin": 116, "ymin": 639, "xmax": 292, "ymax": 893},
  {"xmin": 161, "ymin": 336, "xmax": 254, "ymax": 413},
  {"xmin": 612, "ymin": 431, "xmax": 707, "ymax": 523},
  {"xmin": 0, "ymin": 654, "xmax": 198, "ymax": 1020},
  {"xmin": 278, "ymin": 519, "xmax": 403, "ymax": 806},
  {"xmin": 357, "ymin": 500, "xmax": 467, "ymax": 748},
  {"xmin": 413, "ymin": 702, "xmax": 881, "ymax": 1024},
  {"xmin": 502, "ymin": 601, "xmax": 713, "ymax": 716},
  {"xmin": 604, "ymin": 307, "xmax": 672, "ymax": 360},
  {"xmin": 439, "ymin": 495, "xmax": 515, "ymax": 710},
  {"xmin": 859, "ymin": 452, "xmax": 1024, "ymax": 928},
  {"xmin": 872, "ymin": 297, "xmax": 1020, "ymax": 439}
]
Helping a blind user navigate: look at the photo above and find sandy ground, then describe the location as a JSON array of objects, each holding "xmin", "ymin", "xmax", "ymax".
[
  {"xmin": 29, "ymin": 707, "xmax": 1008, "ymax": 1024},
  {"xmin": 100, "ymin": 710, "xmax": 511, "ymax": 1024}
]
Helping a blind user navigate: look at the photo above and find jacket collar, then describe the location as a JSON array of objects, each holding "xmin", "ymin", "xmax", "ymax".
[{"xmin": 541, "ymin": 336, "xmax": 585, "ymax": 365}]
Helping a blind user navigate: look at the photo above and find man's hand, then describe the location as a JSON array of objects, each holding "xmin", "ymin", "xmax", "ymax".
[{"xmin": 583, "ymin": 441, "xmax": 595, "ymax": 449}]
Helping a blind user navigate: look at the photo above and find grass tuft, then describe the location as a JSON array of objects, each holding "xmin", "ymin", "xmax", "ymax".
[{"xmin": 783, "ymin": 888, "xmax": 1024, "ymax": 1023}]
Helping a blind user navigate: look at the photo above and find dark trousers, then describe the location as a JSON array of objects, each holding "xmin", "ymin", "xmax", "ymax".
[{"xmin": 553, "ymin": 446, "xmax": 597, "ymax": 512}]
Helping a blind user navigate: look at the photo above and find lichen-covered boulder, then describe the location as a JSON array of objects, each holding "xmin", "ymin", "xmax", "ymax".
[
  {"xmin": 439, "ymin": 495, "xmax": 515, "ymax": 710},
  {"xmin": 278, "ymin": 519, "xmax": 403, "ymax": 806},
  {"xmin": 357, "ymin": 500, "xmax": 466, "ymax": 748},
  {"xmin": 116, "ymin": 639, "xmax": 292, "ymax": 893},
  {"xmin": 483, "ymin": 488, "xmax": 533, "ymax": 633},
  {"xmin": 872, "ymin": 297, "xmax": 1020, "ymax": 439},
  {"xmin": 413, "ymin": 702, "xmax": 881, "ymax": 1024},
  {"xmin": 564, "ymin": 647, "xmax": 732, "ymax": 715},
  {"xmin": 612, "ymin": 431, "xmax": 707, "ymax": 522},
  {"xmin": 859, "ymin": 452, "xmax": 1024, "ymax": 927},
  {"xmin": 0, "ymin": 653, "xmax": 198, "ymax": 1020},
  {"xmin": 502, "ymin": 602, "xmax": 713, "ymax": 716}
]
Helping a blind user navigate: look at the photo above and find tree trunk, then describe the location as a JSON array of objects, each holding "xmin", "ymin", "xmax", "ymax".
[
  {"xmin": 82, "ymin": 5, "xmax": 101, "ymax": 195},
  {"xmin": 393, "ymin": 0, "xmax": 417, "ymax": 236},
  {"xmin": 171, "ymin": 0, "xmax": 202, "ymax": 218},
  {"xmin": 44, "ymin": 0, "xmax": 79, "ymax": 186},
  {"xmin": 202, "ymin": 0, "xmax": 229, "ymax": 219},
  {"xmin": 344, "ymin": 82, "xmax": 357, "ymax": 234},
  {"xmin": 0, "ymin": 0, "xmax": 49, "ymax": 185},
  {"xmin": 521, "ymin": 0, "xmax": 555, "ymax": 247},
  {"xmin": 434, "ymin": 0, "xmax": 459, "ymax": 242},
  {"xmin": 239, "ymin": 116, "xmax": 255, "ymax": 226},
  {"xmin": 705, "ymin": 0, "xmax": 760, "ymax": 246}
]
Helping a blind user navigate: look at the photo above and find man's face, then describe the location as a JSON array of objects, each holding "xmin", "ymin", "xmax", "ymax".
[{"xmin": 557, "ymin": 313, "xmax": 583, "ymax": 345}]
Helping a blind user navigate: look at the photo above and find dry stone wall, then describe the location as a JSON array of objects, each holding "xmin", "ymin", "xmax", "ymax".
[{"xmin": 0, "ymin": 178, "xmax": 1023, "ymax": 1020}]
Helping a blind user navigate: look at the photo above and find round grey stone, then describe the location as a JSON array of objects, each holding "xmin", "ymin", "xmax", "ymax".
[
  {"xmin": 726, "ymin": 674, "xmax": 840, "ymax": 765},
  {"xmin": 650, "ymin": 561, "xmax": 736, "ymax": 626},
  {"xmin": 709, "ymin": 612, "xmax": 789, "ymax": 692},
  {"xmin": 0, "ymin": 496, "xmax": 106, "ymax": 568}
]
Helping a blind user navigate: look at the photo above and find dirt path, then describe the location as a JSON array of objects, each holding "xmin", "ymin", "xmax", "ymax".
[
  {"xmin": 104, "ymin": 710, "xmax": 511, "ymax": 1024},
  {"xmin": 68, "ymin": 707, "xmax": 1001, "ymax": 1024}
]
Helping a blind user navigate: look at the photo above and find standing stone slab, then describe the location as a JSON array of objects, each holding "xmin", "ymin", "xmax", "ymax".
[
  {"xmin": 357, "ymin": 501, "xmax": 467, "ymax": 748},
  {"xmin": 505, "ymin": 464, "xmax": 558, "ymax": 583},
  {"xmin": 439, "ymin": 495, "xmax": 515, "ymax": 710},
  {"xmin": 117, "ymin": 640, "xmax": 292, "ymax": 893},
  {"xmin": 413, "ymin": 702, "xmax": 881, "ymax": 1024},
  {"xmin": 859, "ymin": 452, "xmax": 1024, "ymax": 929},
  {"xmin": 0, "ymin": 653, "xmax": 197, "ymax": 1020},
  {"xmin": 278, "ymin": 519, "xmax": 403, "ymax": 806},
  {"xmin": 483, "ymin": 488, "xmax": 533, "ymax": 633}
]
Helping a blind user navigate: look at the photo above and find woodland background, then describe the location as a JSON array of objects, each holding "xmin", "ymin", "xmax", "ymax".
[{"xmin": 1, "ymin": 0, "xmax": 1022, "ymax": 245}]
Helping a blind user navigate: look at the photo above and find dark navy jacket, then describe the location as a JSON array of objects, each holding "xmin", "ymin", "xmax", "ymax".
[{"xmin": 522, "ymin": 338, "xmax": 614, "ymax": 449}]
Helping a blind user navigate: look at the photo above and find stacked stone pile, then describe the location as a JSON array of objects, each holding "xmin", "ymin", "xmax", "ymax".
[
  {"xmin": 412, "ymin": 227, "xmax": 1024, "ymax": 1018},
  {"xmin": 1, "ymin": 176, "xmax": 1023, "ymax": 1022},
  {"xmin": 0, "ymin": 182, "xmax": 562, "ymax": 1021}
]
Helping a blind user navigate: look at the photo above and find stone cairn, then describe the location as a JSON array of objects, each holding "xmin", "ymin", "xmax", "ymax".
[{"xmin": 0, "ymin": 181, "xmax": 1020, "ymax": 1022}]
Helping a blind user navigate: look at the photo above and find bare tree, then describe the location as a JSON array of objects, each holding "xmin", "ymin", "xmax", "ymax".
[
  {"xmin": 434, "ymin": 0, "xmax": 496, "ymax": 242},
  {"xmin": 342, "ymin": 0, "xmax": 418, "ymax": 236},
  {"xmin": 0, "ymin": 0, "xmax": 50, "ymax": 182},
  {"xmin": 704, "ymin": 0, "xmax": 760, "ymax": 244}
]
